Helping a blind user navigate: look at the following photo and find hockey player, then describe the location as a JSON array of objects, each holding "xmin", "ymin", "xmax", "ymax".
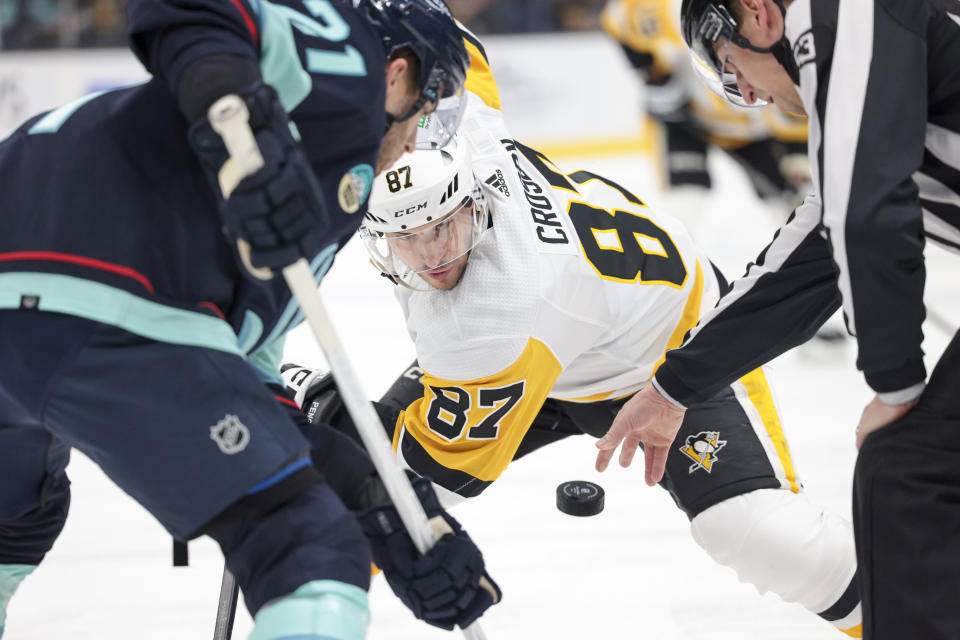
[
  {"xmin": 282, "ymin": 85, "xmax": 863, "ymax": 636},
  {"xmin": 0, "ymin": 1, "xmax": 501, "ymax": 638},
  {"xmin": 601, "ymin": 0, "xmax": 810, "ymax": 210},
  {"xmin": 604, "ymin": 0, "xmax": 960, "ymax": 638}
]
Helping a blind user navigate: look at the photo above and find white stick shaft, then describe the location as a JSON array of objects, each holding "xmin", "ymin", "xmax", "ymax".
[
  {"xmin": 282, "ymin": 260, "xmax": 437, "ymax": 552},
  {"xmin": 283, "ymin": 263, "xmax": 488, "ymax": 637},
  {"xmin": 284, "ymin": 262, "xmax": 490, "ymax": 636},
  {"xmin": 208, "ymin": 94, "xmax": 487, "ymax": 640}
]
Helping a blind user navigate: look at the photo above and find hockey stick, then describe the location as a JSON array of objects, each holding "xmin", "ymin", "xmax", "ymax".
[
  {"xmin": 212, "ymin": 567, "xmax": 239, "ymax": 640},
  {"xmin": 208, "ymin": 94, "xmax": 489, "ymax": 640}
]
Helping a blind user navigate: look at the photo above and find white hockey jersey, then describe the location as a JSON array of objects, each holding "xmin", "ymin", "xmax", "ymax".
[{"xmin": 391, "ymin": 92, "xmax": 724, "ymax": 487}]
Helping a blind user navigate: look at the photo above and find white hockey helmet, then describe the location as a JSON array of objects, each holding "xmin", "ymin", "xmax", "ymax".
[{"xmin": 360, "ymin": 133, "xmax": 487, "ymax": 289}]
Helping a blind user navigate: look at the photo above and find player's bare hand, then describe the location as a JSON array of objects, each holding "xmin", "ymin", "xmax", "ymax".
[
  {"xmin": 595, "ymin": 384, "xmax": 686, "ymax": 485},
  {"xmin": 855, "ymin": 394, "xmax": 919, "ymax": 449}
]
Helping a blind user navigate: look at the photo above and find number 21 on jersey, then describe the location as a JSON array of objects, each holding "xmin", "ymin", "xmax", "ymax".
[{"xmin": 280, "ymin": 0, "xmax": 367, "ymax": 77}]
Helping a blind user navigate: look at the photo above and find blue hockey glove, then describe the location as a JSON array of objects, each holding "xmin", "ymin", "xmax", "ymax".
[
  {"xmin": 356, "ymin": 476, "xmax": 501, "ymax": 630},
  {"xmin": 188, "ymin": 83, "xmax": 329, "ymax": 272}
]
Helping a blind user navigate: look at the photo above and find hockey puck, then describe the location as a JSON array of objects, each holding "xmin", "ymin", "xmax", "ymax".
[{"xmin": 556, "ymin": 480, "xmax": 605, "ymax": 517}]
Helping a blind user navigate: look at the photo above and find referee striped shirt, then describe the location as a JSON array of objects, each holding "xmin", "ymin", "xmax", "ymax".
[{"xmin": 655, "ymin": 0, "xmax": 960, "ymax": 407}]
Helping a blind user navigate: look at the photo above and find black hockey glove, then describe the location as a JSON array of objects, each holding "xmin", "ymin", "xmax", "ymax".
[
  {"xmin": 281, "ymin": 362, "xmax": 501, "ymax": 627},
  {"xmin": 280, "ymin": 362, "xmax": 342, "ymax": 424},
  {"xmin": 188, "ymin": 82, "xmax": 329, "ymax": 272},
  {"xmin": 357, "ymin": 476, "xmax": 501, "ymax": 630}
]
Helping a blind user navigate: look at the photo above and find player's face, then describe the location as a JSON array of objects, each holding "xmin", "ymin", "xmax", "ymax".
[
  {"xmin": 386, "ymin": 201, "xmax": 477, "ymax": 290},
  {"xmin": 377, "ymin": 61, "xmax": 438, "ymax": 175},
  {"xmin": 717, "ymin": 39, "xmax": 805, "ymax": 115},
  {"xmin": 418, "ymin": 252, "xmax": 470, "ymax": 290},
  {"xmin": 710, "ymin": 1, "xmax": 805, "ymax": 115}
]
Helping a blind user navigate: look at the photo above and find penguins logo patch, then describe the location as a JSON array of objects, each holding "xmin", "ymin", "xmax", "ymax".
[
  {"xmin": 210, "ymin": 414, "xmax": 250, "ymax": 455},
  {"xmin": 679, "ymin": 430, "xmax": 727, "ymax": 474},
  {"xmin": 338, "ymin": 163, "xmax": 374, "ymax": 214}
]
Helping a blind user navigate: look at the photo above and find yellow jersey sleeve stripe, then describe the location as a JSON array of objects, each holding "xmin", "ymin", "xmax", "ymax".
[
  {"xmin": 840, "ymin": 623, "xmax": 862, "ymax": 638},
  {"xmin": 463, "ymin": 37, "xmax": 502, "ymax": 111},
  {"xmin": 397, "ymin": 337, "xmax": 561, "ymax": 484},
  {"xmin": 738, "ymin": 367, "xmax": 800, "ymax": 493},
  {"xmin": 391, "ymin": 411, "xmax": 403, "ymax": 453},
  {"xmin": 652, "ymin": 260, "xmax": 705, "ymax": 375},
  {"xmin": 563, "ymin": 390, "xmax": 616, "ymax": 403}
]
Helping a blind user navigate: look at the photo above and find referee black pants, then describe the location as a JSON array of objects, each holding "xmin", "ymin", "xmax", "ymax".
[{"xmin": 854, "ymin": 329, "xmax": 960, "ymax": 639}]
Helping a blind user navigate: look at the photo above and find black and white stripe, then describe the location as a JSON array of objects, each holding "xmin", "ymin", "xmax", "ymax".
[
  {"xmin": 821, "ymin": 0, "xmax": 872, "ymax": 336},
  {"xmin": 655, "ymin": 0, "xmax": 960, "ymax": 407},
  {"xmin": 919, "ymin": 123, "xmax": 960, "ymax": 249}
]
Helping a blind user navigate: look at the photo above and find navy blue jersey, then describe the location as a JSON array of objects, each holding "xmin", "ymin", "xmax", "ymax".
[{"xmin": 0, "ymin": 0, "xmax": 386, "ymax": 379}]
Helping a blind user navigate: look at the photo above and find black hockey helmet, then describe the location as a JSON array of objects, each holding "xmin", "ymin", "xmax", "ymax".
[
  {"xmin": 679, "ymin": 0, "xmax": 797, "ymax": 107},
  {"xmin": 355, "ymin": 0, "xmax": 470, "ymax": 147}
]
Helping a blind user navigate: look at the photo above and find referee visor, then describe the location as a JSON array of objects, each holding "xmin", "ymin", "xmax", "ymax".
[{"xmin": 688, "ymin": 3, "xmax": 768, "ymax": 107}]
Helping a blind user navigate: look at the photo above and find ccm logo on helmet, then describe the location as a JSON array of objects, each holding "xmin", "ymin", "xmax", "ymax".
[{"xmin": 393, "ymin": 202, "xmax": 429, "ymax": 218}]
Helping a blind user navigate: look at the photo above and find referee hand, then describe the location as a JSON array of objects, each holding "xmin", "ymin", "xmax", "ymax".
[
  {"xmin": 855, "ymin": 394, "xmax": 919, "ymax": 449},
  {"xmin": 595, "ymin": 384, "xmax": 686, "ymax": 486}
]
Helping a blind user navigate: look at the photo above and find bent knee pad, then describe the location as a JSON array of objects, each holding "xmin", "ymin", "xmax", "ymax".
[
  {"xmin": 207, "ymin": 483, "xmax": 372, "ymax": 615},
  {"xmin": 250, "ymin": 580, "xmax": 369, "ymax": 640},
  {"xmin": 690, "ymin": 489, "xmax": 860, "ymax": 627},
  {"xmin": 0, "ymin": 564, "xmax": 36, "ymax": 633}
]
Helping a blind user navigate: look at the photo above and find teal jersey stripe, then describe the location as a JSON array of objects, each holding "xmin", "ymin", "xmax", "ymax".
[
  {"xmin": 28, "ymin": 91, "xmax": 108, "ymax": 135},
  {"xmin": 26, "ymin": 81, "xmax": 148, "ymax": 135},
  {"xmin": 248, "ymin": 337, "xmax": 286, "ymax": 384},
  {"xmin": 0, "ymin": 273, "xmax": 242, "ymax": 356},
  {"xmin": 237, "ymin": 309, "xmax": 266, "ymax": 354},
  {"xmin": 261, "ymin": 244, "xmax": 337, "ymax": 347}
]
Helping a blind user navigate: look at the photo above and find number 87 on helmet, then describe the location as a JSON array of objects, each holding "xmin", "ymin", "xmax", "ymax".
[{"xmin": 360, "ymin": 133, "xmax": 489, "ymax": 291}]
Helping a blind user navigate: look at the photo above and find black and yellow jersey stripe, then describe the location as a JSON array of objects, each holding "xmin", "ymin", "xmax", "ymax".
[{"xmin": 393, "ymin": 338, "xmax": 561, "ymax": 497}]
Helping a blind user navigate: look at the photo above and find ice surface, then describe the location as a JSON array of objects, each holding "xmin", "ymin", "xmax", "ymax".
[{"xmin": 7, "ymin": 150, "xmax": 957, "ymax": 640}]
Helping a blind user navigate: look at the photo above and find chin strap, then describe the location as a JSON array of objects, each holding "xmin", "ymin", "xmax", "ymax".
[
  {"xmin": 383, "ymin": 89, "xmax": 432, "ymax": 133},
  {"xmin": 770, "ymin": 0, "xmax": 799, "ymax": 83},
  {"xmin": 774, "ymin": 40, "xmax": 800, "ymax": 84}
]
